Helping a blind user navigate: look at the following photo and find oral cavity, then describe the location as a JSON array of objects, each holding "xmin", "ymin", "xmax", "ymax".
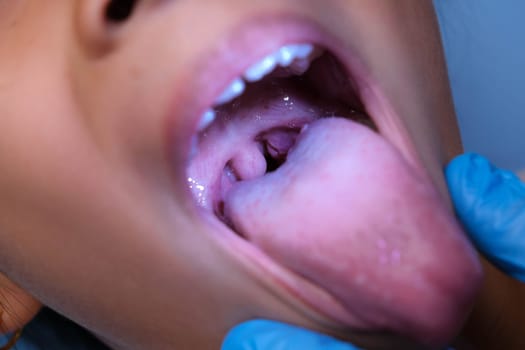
[
  {"xmin": 188, "ymin": 43, "xmax": 369, "ymax": 211},
  {"xmin": 186, "ymin": 43, "xmax": 482, "ymax": 347}
]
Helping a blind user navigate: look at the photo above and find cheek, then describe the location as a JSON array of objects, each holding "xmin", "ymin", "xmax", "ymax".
[{"xmin": 353, "ymin": 2, "xmax": 460, "ymax": 196}]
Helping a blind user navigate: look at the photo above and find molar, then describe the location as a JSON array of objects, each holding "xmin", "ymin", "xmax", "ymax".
[
  {"xmin": 244, "ymin": 55, "xmax": 279, "ymax": 83},
  {"xmin": 215, "ymin": 78, "xmax": 246, "ymax": 106},
  {"xmin": 279, "ymin": 44, "xmax": 314, "ymax": 63},
  {"xmin": 198, "ymin": 109, "xmax": 216, "ymax": 132}
]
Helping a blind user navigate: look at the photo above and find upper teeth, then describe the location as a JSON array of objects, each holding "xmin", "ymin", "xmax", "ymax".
[
  {"xmin": 245, "ymin": 44, "xmax": 315, "ymax": 83},
  {"xmin": 197, "ymin": 43, "xmax": 322, "ymax": 132},
  {"xmin": 215, "ymin": 77, "xmax": 246, "ymax": 106},
  {"xmin": 198, "ymin": 109, "xmax": 218, "ymax": 131}
]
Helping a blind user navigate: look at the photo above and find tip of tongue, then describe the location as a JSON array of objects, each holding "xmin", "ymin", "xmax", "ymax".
[{"xmin": 224, "ymin": 118, "xmax": 482, "ymax": 346}]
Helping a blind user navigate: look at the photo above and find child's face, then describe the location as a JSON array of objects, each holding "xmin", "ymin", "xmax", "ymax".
[{"xmin": 0, "ymin": 1, "xmax": 482, "ymax": 349}]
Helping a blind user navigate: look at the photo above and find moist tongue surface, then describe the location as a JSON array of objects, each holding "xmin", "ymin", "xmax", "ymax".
[{"xmin": 188, "ymin": 79, "xmax": 482, "ymax": 347}]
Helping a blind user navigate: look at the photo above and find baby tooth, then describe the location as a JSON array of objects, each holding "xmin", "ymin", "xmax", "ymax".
[
  {"xmin": 277, "ymin": 46, "xmax": 297, "ymax": 67},
  {"xmin": 215, "ymin": 78, "xmax": 246, "ymax": 105},
  {"xmin": 277, "ymin": 44, "xmax": 316, "ymax": 69},
  {"xmin": 289, "ymin": 59, "xmax": 312, "ymax": 75},
  {"xmin": 244, "ymin": 55, "xmax": 278, "ymax": 82},
  {"xmin": 198, "ymin": 109, "xmax": 216, "ymax": 131},
  {"xmin": 294, "ymin": 44, "xmax": 314, "ymax": 59}
]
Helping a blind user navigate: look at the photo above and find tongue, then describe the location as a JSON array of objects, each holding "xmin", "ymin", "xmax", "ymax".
[
  {"xmin": 223, "ymin": 117, "xmax": 480, "ymax": 345},
  {"xmin": 189, "ymin": 80, "xmax": 481, "ymax": 346}
]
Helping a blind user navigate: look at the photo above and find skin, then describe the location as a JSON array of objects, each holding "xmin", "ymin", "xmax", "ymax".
[{"xmin": 0, "ymin": 0, "xmax": 520, "ymax": 348}]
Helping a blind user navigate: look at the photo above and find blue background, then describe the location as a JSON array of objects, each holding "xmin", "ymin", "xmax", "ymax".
[{"xmin": 435, "ymin": 0, "xmax": 525, "ymax": 171}]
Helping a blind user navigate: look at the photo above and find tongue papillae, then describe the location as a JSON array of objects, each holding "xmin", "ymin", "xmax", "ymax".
[{"xmin": 188, "ymin": 79, "xmax": 482, "ymax": 346}]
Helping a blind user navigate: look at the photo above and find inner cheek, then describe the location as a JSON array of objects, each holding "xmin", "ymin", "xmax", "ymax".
[{"xmin": 349, "ymin": 32, "xmax": 456, "ymax": 199}]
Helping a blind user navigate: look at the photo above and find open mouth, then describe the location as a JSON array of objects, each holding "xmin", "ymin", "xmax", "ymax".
[
  {"xmin": 188, "ymin": 44, "xmax": 375, "ymax": 221},
  {"xmin": 180, "ymin": 22, "xmax": 482, "ymax": 349}
]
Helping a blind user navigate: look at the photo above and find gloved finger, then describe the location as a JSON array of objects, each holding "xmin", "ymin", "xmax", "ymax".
[
  {"xmin": 221, "ymin": 320, "xmax": 361, "ymax": 350},
  {"xmin": 446, "ymin": 153, "xmax": 525, "ymax": 281}
]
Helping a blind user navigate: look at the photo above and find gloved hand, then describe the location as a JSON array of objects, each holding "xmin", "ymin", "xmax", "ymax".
[
  {"xmin": 446, "ymin": 153, "xmax": 525, "ymax": 349},
  {"xmin": 222, "ymin": 320, "xmax": 360, "ymax": 350},
  {"xmin": 222, "ymin": 153, "xmax": 525, "ymax": 350},
  {"xmin": 446, "ymin": 153, "xmax": 525, "ymax": 281}
]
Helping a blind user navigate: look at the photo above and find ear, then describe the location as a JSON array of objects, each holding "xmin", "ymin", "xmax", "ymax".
[
  {"xmin": 0, "ymin": 273, "xmax": 42, "ymax": 334},
  {"xmin": 519, "ymin": 170, "xmax": 525, "ymax": 182}
]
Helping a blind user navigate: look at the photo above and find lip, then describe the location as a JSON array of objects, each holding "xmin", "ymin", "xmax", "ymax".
[{"xmin": 166, "ymin": 12, "xmax": 433, "ymax": 341}]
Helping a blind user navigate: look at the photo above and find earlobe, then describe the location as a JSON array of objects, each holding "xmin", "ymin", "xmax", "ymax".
[{"xmin": 0, "ymin": 273, "xmax": 42, "ymax": 335}]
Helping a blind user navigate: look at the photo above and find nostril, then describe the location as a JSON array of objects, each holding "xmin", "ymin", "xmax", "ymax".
[{"xmin": 105, "ymin": 0, "xmax": 137, "ymax": 22}]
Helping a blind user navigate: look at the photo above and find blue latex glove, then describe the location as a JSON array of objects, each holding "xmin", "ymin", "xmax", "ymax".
[
  {"xmin": 446, "ymin": 153, "xmax": 525, "ymax": 282},
  {"xmin": 222, "ymin": 320, "xmax": 360, "ymax": 350},
  {"xmin": 223, "ymin": 153, "xmax": 525, "ymax": 350}
]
